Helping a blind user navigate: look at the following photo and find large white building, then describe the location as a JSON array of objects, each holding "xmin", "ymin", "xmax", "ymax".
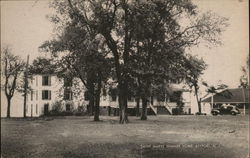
[{"xmin": 1, "ymin": 74, "xmax": 203, "ymax": 117}]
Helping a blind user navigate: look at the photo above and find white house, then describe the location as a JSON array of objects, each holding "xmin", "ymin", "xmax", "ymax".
[{"xmin": 1, "ymin": 74, "xmax": 201, "ymax": 117}]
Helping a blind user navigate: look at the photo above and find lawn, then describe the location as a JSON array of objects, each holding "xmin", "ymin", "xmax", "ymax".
[{"xmin": 1, "ymin": 115, "xmax": 249, "ymax": 158}]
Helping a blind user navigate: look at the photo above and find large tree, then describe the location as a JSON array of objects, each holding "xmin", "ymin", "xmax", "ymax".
[
  {"xmin": 47, "ymin": 0, "xmax": 228, "ymax": 123},
  {"xmin": 40, "ymin": 23, "xmax": 111, "ymax": 121},
  {"xmin": 1, "ymin": 46, "xmax": 25, "ymax": 118},
  {"xmin": 184, "ymin": 55, "xmax": 207, "ymax": 113}
]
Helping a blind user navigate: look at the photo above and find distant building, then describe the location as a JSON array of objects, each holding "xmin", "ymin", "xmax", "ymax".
[{"xmin": 201, "ymin": 88, "xmax": 250, "ymax": 115}]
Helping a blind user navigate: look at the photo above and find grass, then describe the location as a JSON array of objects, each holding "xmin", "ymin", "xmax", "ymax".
[{"xmin": 1, "ymin": 115, "xmax": 249, "ymax": 158}]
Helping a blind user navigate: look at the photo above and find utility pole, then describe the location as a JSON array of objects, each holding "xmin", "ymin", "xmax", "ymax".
[{"xmin": 23, "ymin": 55, "xmax": 29, "ymax": 118}]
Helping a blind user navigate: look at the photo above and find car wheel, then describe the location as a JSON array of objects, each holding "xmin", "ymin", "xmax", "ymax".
[
  {"xmin": 231, "ymin": 112, "xmax": 236, "ymax": 115},
  {"xmin": 212, "ymin": 112, "xmax": 218, "ymax": 116}
]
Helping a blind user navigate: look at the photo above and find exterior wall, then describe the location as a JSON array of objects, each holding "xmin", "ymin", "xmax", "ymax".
[
  {"xmin": 26, "ymin": 75, "xmax": 63, "ymax": 117},
  {"xmin": 201, "ymin": 103, "xmax": 212, "ymax": 115},
  {"xmin": 26, "ymin": 75, "xmax": 87, "ymax": 117},
  {"xmin": 99, "ymin": 90, "xmax": 193, "ymax": 115},
  {"xmin": 1, "ymin": 74, "xmax": 87, "ymax": 118},
  {"xmin": 1, "ymin": 74, "xmax": 195, "ymax": 117},
  {"xmin": 190, "ymin": 90, "xmax": 199, "ymax": 114}
]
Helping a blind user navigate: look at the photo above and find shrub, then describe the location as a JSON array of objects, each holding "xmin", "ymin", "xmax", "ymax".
[
  {"xmin": 74, "ymin": 105, "xmax": 87, "ymax": 116},
  {"xmin": 49, "ymin": 101, "xmax": 63, "ymax": 116},
  {"xmin": 172, "ymin": 108, "xmax": 180, "ymax": 115}
]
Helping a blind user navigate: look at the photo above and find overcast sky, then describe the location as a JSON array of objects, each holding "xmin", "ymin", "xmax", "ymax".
[{"xmin": 1, "ymin": 0, "xmax": 249, "ymax": 89}]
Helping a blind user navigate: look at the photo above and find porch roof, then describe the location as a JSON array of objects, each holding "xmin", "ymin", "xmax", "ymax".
[{"xmin": 201, "ymin": 88, "xmax": 250, "ymax": 103}]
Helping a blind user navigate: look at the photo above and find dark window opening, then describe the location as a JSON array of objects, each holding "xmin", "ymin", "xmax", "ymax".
[
  {"xmin": 110, "ymin": 89, "xmax": 117, "ymax": 101},
  {"xmin": 42, "ymin": 90, "xmax": 51, "ymax": 100},
  {"xmin": 84, "ymin": 91, "xmax": 90, "ymax": 101},
  {"xmin": 64, "ymin": 89, "xmax": 72, "ymax": 100},
  {"xmin": 42, "ymin": 76, "xmax": 51, "ymax": 86},
  {"xmin": 64, "ymin": 77, "xmax": 72, "ymax": 87},
  {"xmin": 111, "ymin": 95, "xmax": 117, "ymax": 101}
]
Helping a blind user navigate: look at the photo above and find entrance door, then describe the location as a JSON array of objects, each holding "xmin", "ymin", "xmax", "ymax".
[{"xmin": 44, "ymin": 103, "xmax": 49, "ymax": 116}]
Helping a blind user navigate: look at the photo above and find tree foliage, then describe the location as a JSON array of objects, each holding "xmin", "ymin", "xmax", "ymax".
[
  {"xmin": 29, "ymin": 57, "xmax": 57, "ymax": 75},
  {"xmin": 43, "ymin": 0, "xmax": 228, "ymax": 123}
]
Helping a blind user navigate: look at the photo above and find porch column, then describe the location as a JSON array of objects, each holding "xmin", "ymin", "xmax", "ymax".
[{"xmin": 243, "ymin": 104, "xmax": 246, "ymax": 115}]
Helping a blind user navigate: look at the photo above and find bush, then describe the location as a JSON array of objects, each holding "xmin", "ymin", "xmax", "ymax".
[
  {"xmin": 172, "ymin": 108, "xmax": 180, "ymax": 115},
  {"xmin": 74, "ymin": 105, "xmax": 87, "ymax": 116},
  {"xmin": 49, "ymin": 101, "xmax": 63, "ymax": 116}
]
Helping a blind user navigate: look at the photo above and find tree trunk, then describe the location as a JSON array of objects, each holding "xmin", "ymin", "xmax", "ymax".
[
  {"xmin": 88, "ymin": 81, "xmax": 95, "ymax": 116},
  {"xmin": 141, "ymin": 97, "xmax": 147, "ymax": 120},
  {"xmin": 23, "ymin": 55, "xmax": 29, "ymax": 118},
  {"xmin": 7, "ymin": 98, "xmax": 11, "ymax": 118},
  {"xmin": 89, "ymin": 96, "xmax": 94, "ymax": 115},
  {"xmin": 23, "ymin": 93, "xmax": 27, "ymax": 118},
  {"xmin": 194, "ymin": 87, "xmax": 201, "ymax": 113},
  {"xmin": 136, "ymin": 97, "xmax": 140, "ymax": 117},
  {"xmin": 94, "ymin": 72, "xmax": 102, "ymax": 121},
  {"xmin": 94, "ymin": 96, "xmax": 100, "ymax": 121},
  {"xmin": 119, "ymin": 82, "xmax": 128, "ymax": 124}
]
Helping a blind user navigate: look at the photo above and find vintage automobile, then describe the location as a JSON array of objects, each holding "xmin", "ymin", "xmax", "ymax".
[{"xmin": 211, "ymin": 105, "xmax": 240, "ymax": 116}]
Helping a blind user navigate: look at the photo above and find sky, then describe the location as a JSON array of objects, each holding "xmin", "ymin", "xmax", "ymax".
[{"xmin": 1, "ymin": 0, "xmax": 249, "ymax": 89}]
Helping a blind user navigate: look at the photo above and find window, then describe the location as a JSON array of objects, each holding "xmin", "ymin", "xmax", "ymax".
[
  {"xmin": 42, "ymin": 76, "xmax": 51, "ymax": 86},
  {"xmin": 36, "ymin": 90, "xmax": 38, "ymax": 100},
  {"xmin": 36, "ymin": 104, "xmax": 38, "ymax": 114},
  {"xmin": 31, "ymin": 104, "xmax": 33, "ymax": 116},
  {"xmin": 110, "ymin": 89, "xmax": 117, "ymax": 101},
  {"xmin": 31, "ymin": 91, "xmax": 33, "ymax": 101},
  {"xmin": 64, "ymin": 89, "xmax": 72, "ymax": 100},
  {"xmin": 42, "ymin": 90, "xmax": 51, "ymax": 100},
  {"xmin": 84, "ymin": 91, "xmax": 90, "ymax": 101},
  {"xmin": 111, "ymin": 95, "xmax": 117, "ymax": 101},
  {"xmin": 64, "ymin": 77, "xmax": 72, "ymax": 87},
  {"xmin": 36, "ymin": 76, "xmax": 38, "ymax": 86}
]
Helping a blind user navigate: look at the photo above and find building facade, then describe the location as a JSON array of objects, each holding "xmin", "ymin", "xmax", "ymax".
[{"xmin": 1, "ymin": 74, "xmax": 201, "ymax": 117}]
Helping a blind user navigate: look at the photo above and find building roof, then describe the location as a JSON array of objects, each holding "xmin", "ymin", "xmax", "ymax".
[{"xmin": 201, "ymin": 88, "xmax": 250, "ymax": 103}]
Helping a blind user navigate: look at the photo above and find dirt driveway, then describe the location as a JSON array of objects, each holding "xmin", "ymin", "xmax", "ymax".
[{"xmin": 1, "ymin": 115, "xmax": 249, "ymax": 158}]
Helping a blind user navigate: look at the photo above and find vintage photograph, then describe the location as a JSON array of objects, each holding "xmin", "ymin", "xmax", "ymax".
[{"xmin": 1, "ymin": 0, "xmax": 249, "ymax": 158}]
